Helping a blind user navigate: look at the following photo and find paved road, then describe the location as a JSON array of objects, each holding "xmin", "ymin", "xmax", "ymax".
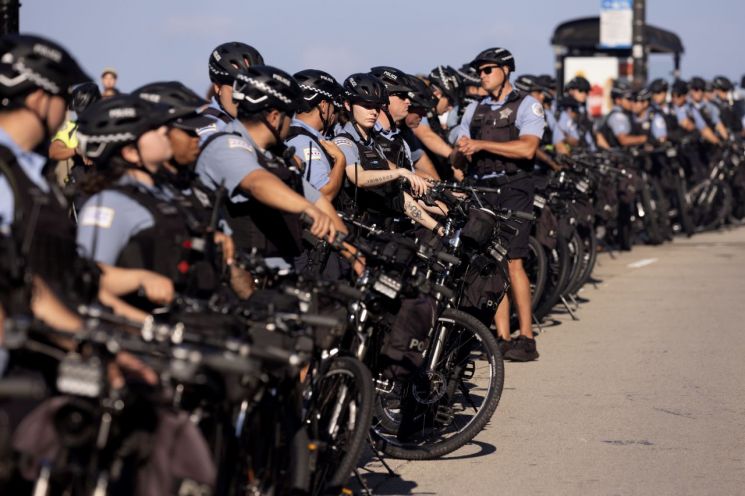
[{"xmin": 358, "ymin": 227, "xmax": 745, "ymax": 495}]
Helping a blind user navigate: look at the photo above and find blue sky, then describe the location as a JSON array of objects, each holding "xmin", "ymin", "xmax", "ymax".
[{"xmin": 23, "ymin": 0, "xmax": 745, "ymax": 96}]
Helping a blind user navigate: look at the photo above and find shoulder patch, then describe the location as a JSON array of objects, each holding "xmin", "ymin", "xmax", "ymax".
[
  {"xmin": 227, "ymin": 137, "xmax": 253, "ymax": 152},
  {"xmin": 532, "ymin": 102, "xmax": 545, "ymax": 118},
  {"xmin": 196, "ymin": 123, "xmax": 218, "ymax": 136},
  {"xmin": 333, "ymin": 137, "xmax": 355, "ymax": 148},
  {"xmin": 303, "ymin": 147, "xmax": 323, "ymax": 162},
  {"xmin": 80, "ymin": 206, "xmax": 115, "ymax": 229}
]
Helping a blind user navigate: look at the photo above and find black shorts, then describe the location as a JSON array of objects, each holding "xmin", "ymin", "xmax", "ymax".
[{"xmin": 483, "ymin": 174, "xmax": 534, "ymax": 259}]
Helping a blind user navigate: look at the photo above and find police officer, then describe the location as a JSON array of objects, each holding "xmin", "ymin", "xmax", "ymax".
[
  {"xmin": 332, "ymin": 73, "xmax": 441, "ymax": 233},
  {"xmin": 369, "ymin": 66, "xmax": 441, "ymax": 181},
  {"xmin": 453, "ymin": 47, "xmax": 544, "ymax": 362},
  {"xmin": 75, "ymin": 95, "xmax": 226, "ymax": 302},
  {"xmin": 632, "ymin": 88, "xmax": 667, "ymax": 144},
  {"xmin": 285, "ymin": 69, "xmax": 348, "ymax": 201},
  {"xmin": 198, "ymin": 42, "xmax": 264, "ymax": 143},
  {"xmin": 0, "ymin": 33, "xmax": 93, "ymax": 351},
  {"xmin": 557, "ymin": 76, "xmax": 606, "ymax": 151},
  {"xmin": 710, "ymin": 76, "xmax": 744, "ymax": 137},
  {"xmin": 195, "ymin": 65, "xmax": 336, "ymax": 271},
  {"xmin": 689, "ymin": 76, "xmax": 729, "ymax": 141},
  {"xmin": 407, "ymin": 66, "xmax": 458, "ymax": 170},
  {"xmin": 514, "ymin": 74, "xmax": 562, "ymax": 171},
  {"xmin": 599, "ymin": 81, "xmax": 648, "ymax": 148}
]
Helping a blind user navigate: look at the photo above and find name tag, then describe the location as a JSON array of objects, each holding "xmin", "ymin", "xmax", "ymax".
[{"xmin": 80, "ymin": 206, "xmax": 115, "ymax": 228}]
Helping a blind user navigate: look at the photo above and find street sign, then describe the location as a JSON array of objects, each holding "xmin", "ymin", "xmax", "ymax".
[{"xmin": 599, "ymin": 0, "xmax": 633, "ymax": 49}]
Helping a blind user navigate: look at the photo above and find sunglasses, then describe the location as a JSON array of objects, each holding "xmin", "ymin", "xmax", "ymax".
[
  {"xmin": 478, "ymin": 65, "xmax": 501, "ymax": 75},
  {"xmin": 390, "ymin": 92, "xmax": 411, "ymax": 101}
]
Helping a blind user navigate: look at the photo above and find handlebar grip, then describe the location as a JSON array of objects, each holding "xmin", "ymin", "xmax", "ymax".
[
  {"xmin": 299, "ymin": 212, "xmax": 313, "ymax": 226},
  {"xmin": 0, "ymin": 377, "xmax": 48, "ymax": 399},
  {"xmin": 250, "ymin": 345, "xmax": 302, "ymax": 367},
  {"xmin": 436, "ymin": 251, "xmax": 461, "ymax": 266},
  {"xmin": 201, "ymin": 354, "xmax": 259, "ymax": 375},
  {"xmin": 514, "ymin": 211, "xmax": 535, "ymax": 222},
  {"xmin": 299, "ymin": 314, "xmax": 344, "ymax": 328},
  {"xmin": 334, "ymin": 283, "xmax": 364, "ymax": 301},
  {"xmin": 432, "ymin": 284, "xmax": 455, "ymax": 301}
]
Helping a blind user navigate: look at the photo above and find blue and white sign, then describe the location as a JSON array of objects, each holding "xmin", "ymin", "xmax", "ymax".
[{"xmin": 600, "ymin": 0, "xmax": 633, "ymax": 49}]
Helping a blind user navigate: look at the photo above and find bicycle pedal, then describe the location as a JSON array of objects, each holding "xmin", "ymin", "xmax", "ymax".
[
  {"xmin": 435, "ymin": 405, "xmax": 455, "ymax": 426},
  {"xmin": 462, "ymin": 360, "xmax": 476, "ymax": 380}
]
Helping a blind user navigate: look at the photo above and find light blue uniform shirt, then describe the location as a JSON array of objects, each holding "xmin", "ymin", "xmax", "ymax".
[
  {"xmin": 76, "ymin": 176, "xmax": 167, "ymax": 265},
  {"xmin": 0, "ymin": 128, "xmax": 48, "ymax": 235},
  {"xmin": 452, "ymin": 91, "xmax": 546, "ymax": 143},
  {"xmin": 607, "ymin": 106, "xmax": 632, "ymax": 136},
  {"xmin": 285, "ymin": 118, "xmax": 332, "ymax": 191},
  {"xmin": 333, "ymin": 121, "xmax": 387, "ymax": 169},
  {"xmin": 197, "ymin": 119, "xmax": 321, "ymax": 205},
  {"xmin": 196, "ymin": 98, "xmax": 233, "ymax": 146}
]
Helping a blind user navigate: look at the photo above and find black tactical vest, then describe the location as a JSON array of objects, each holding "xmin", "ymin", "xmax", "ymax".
[
  {"xmin": 0, "ymin": 146, "xmax": 98, "ymax": 308},
  {"xmin": 599, "ymin": 108, "xmax": 633, "ymax": 148},
  {"xmin": 376, "ymin": 129, "xmax": 413, "ymax": 171},
  {"xmin": 712, "ymin": 98, "xmax": 743, "ymax": 134},
  {"xmin": 469, "ymin": 91, "xmax": 533, "ymax": 175},
  {"xmin": 337, "ymin": 131, "xmax": 404, "ymax": 220},
  {"xmin": 109, "ymin": 183, "xmax": 203, "ymax": 287}
]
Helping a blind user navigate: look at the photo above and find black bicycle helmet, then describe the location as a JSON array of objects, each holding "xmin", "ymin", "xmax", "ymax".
[
  {"xmin": 514, "ymin": 74, "xmax": 542, "ymax": 93},
  {"xmin": 343, "ymin": 73, "xmax": 388, "ymax": 108},
  {"xmin": 0, "ymin": 33, "xmax": 88, "ymax": 105},
  {"xmin": 648, "ymin": 78, "xmax": 669, "ymax": 94},
  {"xmin": 293, "ymin": 69, "xmax": 344, "ymax": 110},
  {"xmin": 468, "ymin": 47, "xmax": 515, "ymax": 73},
  {"xmin": 208, "ymin": 42, "xmax": 265, "ymax": 85},
  {"xmin": 456, "ymin": 64, "xmax": 482, "ymax": 87},
  {"xmin": 133, "ymin": 81, "xmax": 212, "ymax": 131},
  {"xmin": 70, "ymin": 82, "xmax": 101, "ymax": 114},
  {"xmin": 566, "ymin": 76, "xmax": 591, "ymax": 92},
  {"xmin": 404, "ymin": 75, "xmax": 436, "ymax": 111},
  {"xmin": 370, "ymin": 66, "xmax": 412, "ymax": 95},
  {"xmin": 232, "ymin": 65, "xmax": 302, "ymax": 116},
  {"xmin": 610, "ymin": 80, "xmax": 633, "ymax": 100},
  {"xmin": 671, "ymin": 79, "xmax": 689, "ymax": 96},
  {"xmin": 428, "ymin": 65, "xmax": 461, "ymax": 104},
  {"xmin": 688, "ymin": 76, "xmax": 706, "ymax": 91},
  {"xmin": 557, "ymin": 96, "xmax": 581, "ymax": 111},
  {"xmin": 537, "ymin": 74, "xmax": 557, "ymax": 91},
  {"xmin": 712, "ymin": 75, "xmax": 733, "ymax": 92},
  {"xmin": 633, "ymin": 87, "xmax": 652, "ymax": 102},
  {"xmin": 77, "ymin": 94, "xmax": 172, "ymax": 162}
]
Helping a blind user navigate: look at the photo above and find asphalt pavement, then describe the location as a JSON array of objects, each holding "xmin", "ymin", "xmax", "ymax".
[{"xmin": 358, "ymin": 226, "xmax": 745, "ymax": 496}]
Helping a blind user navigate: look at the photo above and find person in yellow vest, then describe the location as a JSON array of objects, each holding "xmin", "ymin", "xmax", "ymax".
[{"xmin": 49, "ymin": 82, "xmax": 100, "ymax": 190}]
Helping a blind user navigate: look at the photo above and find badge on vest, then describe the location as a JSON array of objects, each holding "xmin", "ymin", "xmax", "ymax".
[
  {"xmin": 499, "ymin": 107, "xmax": 513, "ymax": 120},
  {"xmin": 80, "ymin": 206, "xmax": 115, "ymax": 229}
]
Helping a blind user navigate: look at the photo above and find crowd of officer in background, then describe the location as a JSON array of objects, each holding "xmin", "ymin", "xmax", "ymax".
[{"xmin": 1, "ymin": 31, "xmax": 744, "ymax": 494}]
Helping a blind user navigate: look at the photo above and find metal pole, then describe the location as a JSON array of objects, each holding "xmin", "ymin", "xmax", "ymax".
[
  {"xmin": 0, "ymin": 0, "xmax": 20, "ymax": 36},
  {"xmin": 632, "ymin": 0, "xmax": 647, "ymax": 85}
]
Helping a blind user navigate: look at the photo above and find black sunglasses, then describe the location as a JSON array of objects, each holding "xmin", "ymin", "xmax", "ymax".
[
  {"xmin": 390, "ymin": 92, "xmax": 411, "ymax": 100},
  {"xmin": 478, "ymin": 65, "xmax": 501, "ymax": 75}
]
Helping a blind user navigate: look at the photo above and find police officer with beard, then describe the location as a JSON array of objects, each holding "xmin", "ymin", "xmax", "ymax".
[{"xmin": 453, "ymin": 47, "xmax": 544, "ymax": 362}]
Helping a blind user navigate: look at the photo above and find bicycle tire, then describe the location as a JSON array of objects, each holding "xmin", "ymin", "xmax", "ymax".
[
  {"xmin": 526, "ymin": 235, "xmax": 548, "ymax": 311},
  {"xmin": 561, "ymin": 230, "xmax": 584, "ymax": 298},
  {"xmin": 309, "ymin": 356, "xmax": 374, "ymax": 495},
  {"xmin": 534, "ymin": 235, "xmax": 571, "ymax": 320},
  {"xmin": 370, "ymin": 309, "xmax": 504, "ymax": 460}
]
